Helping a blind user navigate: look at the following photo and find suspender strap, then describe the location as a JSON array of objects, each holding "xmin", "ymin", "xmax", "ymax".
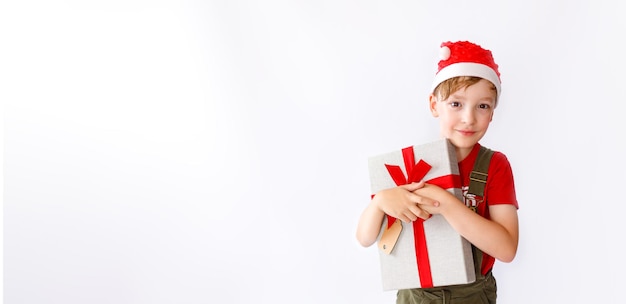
[
  {"xmin": 468, "ymin": 146, "xmax": 494, "ymax": 280},
  {"xmin": 471, "ymin": 245, "xmax": 484, "ymax": 280},
  {"xmin": 468, "ymin": 146, "xmax": 494, "ymax": 197}
]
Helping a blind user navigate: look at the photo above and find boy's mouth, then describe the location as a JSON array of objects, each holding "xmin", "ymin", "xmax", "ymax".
[{"xmin": 457, "ymin": 130, "xmax": 476, "ymax": 136}]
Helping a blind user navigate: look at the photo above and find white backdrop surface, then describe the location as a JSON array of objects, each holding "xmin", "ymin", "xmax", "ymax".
[{"xmin": 2, "ymin": 1, "xmax": 626, "ymax": 303}]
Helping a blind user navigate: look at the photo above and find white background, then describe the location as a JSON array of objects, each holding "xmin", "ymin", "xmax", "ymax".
[{"xmin": 2, "ymin": 1, "xmax": 626, "ymax": 303}]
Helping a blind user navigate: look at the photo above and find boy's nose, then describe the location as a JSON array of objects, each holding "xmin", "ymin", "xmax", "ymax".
[{"xmin": 461, "ymin": 109, "xmax": 476, "ymax": 124}]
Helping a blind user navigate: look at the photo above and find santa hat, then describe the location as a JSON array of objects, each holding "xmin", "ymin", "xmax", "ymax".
[{"xmin": 431, "ymin": 41, "xmax": 501, "ymax": 98}]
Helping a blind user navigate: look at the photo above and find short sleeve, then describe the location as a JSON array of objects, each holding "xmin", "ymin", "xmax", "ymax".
[{"xmin": 485, "ymin": 152, "xmax": 518, "ymax": 209}]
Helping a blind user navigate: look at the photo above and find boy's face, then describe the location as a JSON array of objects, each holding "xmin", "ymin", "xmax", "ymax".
[{"xmin": 429, "ymin": 79, "xmax": 496, "ymax": 158}]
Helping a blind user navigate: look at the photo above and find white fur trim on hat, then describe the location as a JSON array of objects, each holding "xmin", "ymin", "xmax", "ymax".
[{"xmin": 431, "ymin": 62, "xmax": 501, "ymax": 97}]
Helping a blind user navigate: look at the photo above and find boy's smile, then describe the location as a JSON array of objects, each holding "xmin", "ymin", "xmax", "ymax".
[{"xmin": 429, "ymin": 79, "xmax": 496, "ymax": 160}]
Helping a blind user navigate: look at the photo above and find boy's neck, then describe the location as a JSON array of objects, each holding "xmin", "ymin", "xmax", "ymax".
[{"xmin": 455, "ymin": 144, "xmax": 478, "ymax": 162}]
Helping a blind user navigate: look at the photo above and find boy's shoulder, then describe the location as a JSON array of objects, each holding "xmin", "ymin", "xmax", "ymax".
[
  {"xmin": 480, "ymin": 146, "xmax": 514, "ymax": 177},
  {"xmin": 473, "ymin": 144, "xmax": 513, "ymax": 172},
  {"xmin": 477, "ymin": 144, "xmax": 509, "ymax": 160}
]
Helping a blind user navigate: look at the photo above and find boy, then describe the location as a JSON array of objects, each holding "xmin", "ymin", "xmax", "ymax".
[{"xmin": 356, "ymin": 41, "xmax": 519, "ymax": 303}]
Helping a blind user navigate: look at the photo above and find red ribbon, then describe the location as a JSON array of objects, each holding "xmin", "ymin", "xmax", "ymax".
[{"xmin": 383, "ymin": 146, "xmax": 461, "ymax": 288}]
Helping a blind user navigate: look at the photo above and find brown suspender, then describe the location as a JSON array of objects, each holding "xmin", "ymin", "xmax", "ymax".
[
  {"xmin": 468, "ymin": 146, "xmax": 494, "ymax": 197},
  {"xmin": 468, "ymin": 146, "xmax": 494, "ymax": 279}
]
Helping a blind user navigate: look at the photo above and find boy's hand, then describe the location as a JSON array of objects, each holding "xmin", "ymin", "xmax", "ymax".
[
  {"xmin": 373, "ymin": 181, "xmax": 439, "ymax": 223},
  {"xmin": 413, "ymin": 183, "xmax": 457, "ymax": 215}
]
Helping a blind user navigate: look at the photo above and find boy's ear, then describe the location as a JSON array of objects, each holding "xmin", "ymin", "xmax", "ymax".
[{"xmin": 429, "ymin": 94, "xmax": 439, "ymax": 117}]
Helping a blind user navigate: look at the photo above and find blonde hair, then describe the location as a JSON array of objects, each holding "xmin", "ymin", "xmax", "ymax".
[{"xmin": 433, "ymin": 76, "xmax": 497, "ymax": 101}]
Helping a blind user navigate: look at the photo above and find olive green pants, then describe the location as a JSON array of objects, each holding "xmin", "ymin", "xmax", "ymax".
[{"xmin": 396, "ymin": 272, "xmax": 497, "ymax": 304}]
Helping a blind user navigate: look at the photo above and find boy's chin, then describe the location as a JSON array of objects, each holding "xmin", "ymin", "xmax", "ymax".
[{"xmin": 447, "ymin": 137, "xmax": 479, "ymax": 150}]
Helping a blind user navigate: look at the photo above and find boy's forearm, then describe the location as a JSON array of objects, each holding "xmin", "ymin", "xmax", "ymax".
[
  {"xmin": 414, "ymin": 185, "xmax": 518, "ymax": 262},
  {"xmin": 356, "ymin": 201, "xmax": 385, "ymax": 247},
  {"xmin": 438, "ymin": 200, "xmax": 518, "ymax": 262}
]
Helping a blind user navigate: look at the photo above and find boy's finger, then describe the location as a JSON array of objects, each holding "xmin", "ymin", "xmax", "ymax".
[
  {"xmin": 402, "ymin": 181, "xmax": 425, "ymax": 191},
  {"xmin": 407, "ymin": 204, "xmax": 425, "ymax": 219},
  {"xmin": 408, "ymin": 193, "xmax": 438, "ymax": 207},
  {"xmin": 403, "ymin": 211, "xmax": 418, "ymax": 222},
  {"xmin": 399, "ymin": 215, "xmax": 412, "ymax": 223},
  {"xmin": 416, "ymin": 210, "xmax": 431, "ymax": 220},
  {"xmin": 418, "ymin": 196, "xmax": 440, "ymax": 207}
]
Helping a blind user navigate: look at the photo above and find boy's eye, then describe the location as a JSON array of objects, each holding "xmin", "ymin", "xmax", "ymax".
[
  {"xmin": 450, "ymin": 101, "xmax": 461, "ymax": 107},
  {"xmin": 478, "ymin": 104, "xmax": 492, "ymax": 110}
]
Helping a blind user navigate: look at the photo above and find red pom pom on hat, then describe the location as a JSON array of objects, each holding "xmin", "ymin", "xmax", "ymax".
[{"xmin": 431, "ymin": 41, "xmax": 501, "ymax": 98}]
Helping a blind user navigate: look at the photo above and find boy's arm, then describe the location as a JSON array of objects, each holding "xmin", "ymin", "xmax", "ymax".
[
  {"xmin": 356, "ymin": 182, "xmax": 437, "ymax": 247},
  {"xmin": 355, "ymin": 200, "xmax": 385, "ymax": 247},
  {"xmin": 415, "ymin": 185, "xmax": 519, "ymax": 263}
]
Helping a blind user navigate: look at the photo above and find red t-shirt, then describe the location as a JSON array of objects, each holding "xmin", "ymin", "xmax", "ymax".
[{"xmin": 458, "ymin": 143, "xmax": 518, "ymax": 275}]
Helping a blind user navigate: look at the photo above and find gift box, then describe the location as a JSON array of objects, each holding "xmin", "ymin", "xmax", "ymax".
[{"xmin": 368, "ymin": 138, "xmax": 475, "ymax": 291}]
